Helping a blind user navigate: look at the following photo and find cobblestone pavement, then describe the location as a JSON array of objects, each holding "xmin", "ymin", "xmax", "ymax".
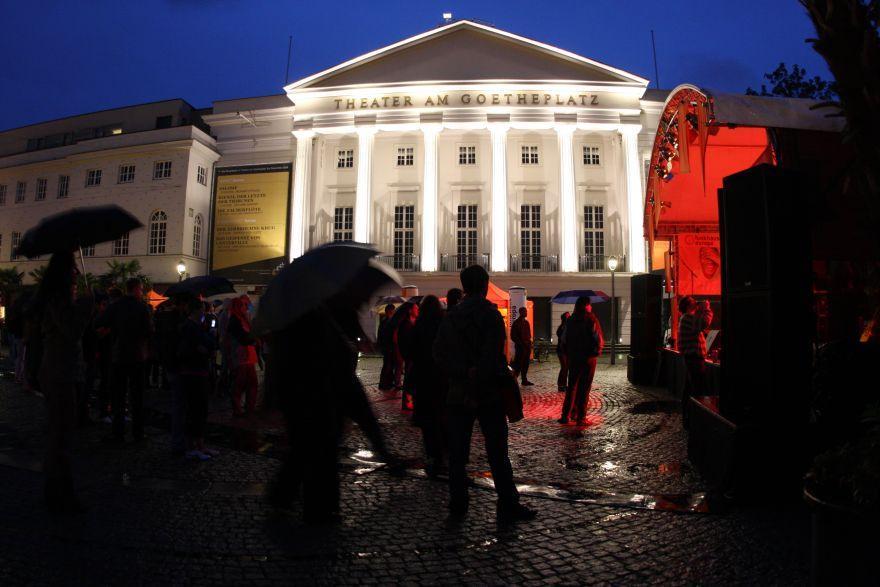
[{"xmin": 0, "ymin": 356, "xmax": 810, "ymax": 585}]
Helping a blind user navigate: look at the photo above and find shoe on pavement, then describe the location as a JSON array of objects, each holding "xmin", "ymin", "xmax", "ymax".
[
  {"xmin": 575, "ymin": 418, "xmax": 587, "ymax": 426},
  {"xmin": 497, "ymin": 503, "xmax": 537, "ymax": 524},
  {"xmin": 557, "ymin": 417, "xmax": 569, "ymax": 424},
  {"xmin": 521, "ymin": 380, "xmax": 535, "ymax": 386},
  {"xmin": 186, "ymin": 449, "xmax": 212, "ymax": 461},
  {"xmin": 200, "ymin": 447, "xmax": 220, "ymax": 457}
]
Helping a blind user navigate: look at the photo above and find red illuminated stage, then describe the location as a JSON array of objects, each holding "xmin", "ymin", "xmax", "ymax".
[{"xmin": 639, "ymin": 85, "xmax": 880, "ymax": 495}]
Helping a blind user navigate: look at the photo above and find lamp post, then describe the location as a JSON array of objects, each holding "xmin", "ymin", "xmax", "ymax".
[
  {"xmin": 176, "ymin": 260, "xmax": 187, "ymax": 282},
  {"xmin": 607, "ymin": 256, "xmax": 618, "ymax": 365}
]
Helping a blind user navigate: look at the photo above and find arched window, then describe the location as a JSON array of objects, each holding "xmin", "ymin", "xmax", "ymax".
[
  {"xmin": 148, "ymin": 210, "xmax": 167, "ymax": 255},
  {"xmin": 192, "ymin": 214, "xmax": 203, "ymax": 258}
]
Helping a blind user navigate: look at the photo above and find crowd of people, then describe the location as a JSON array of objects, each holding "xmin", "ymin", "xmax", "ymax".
[{"xmin": 3, "ymin": 251, "xmax": 612, "ymax": 525}]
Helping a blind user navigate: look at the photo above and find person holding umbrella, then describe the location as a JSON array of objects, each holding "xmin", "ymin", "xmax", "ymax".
[
  {"xmin": 559, "ymin": 297, "xmax": 604, "ymax": 425},
  {"xmin": 227, "ymin": 296, "xmax": 259, "ymax": 417},
  {"xmin": 259, "ymin": 244, "xmax": 399, "ymax": 524},
  {"xmin": 30, "ymin": 251, "xmax": 93, "ymax": 513}
]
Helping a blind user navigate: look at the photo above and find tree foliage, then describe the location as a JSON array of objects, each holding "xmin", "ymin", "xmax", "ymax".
[
  {"xmin": 99, "ymin": 259, "xmax": 152, "ymax": 292},
  {"xmin": 746, "ymin": 62, "xmax": 837, "ymax": 100},
  {"xmin": 0, "ymin": 267, "xmax": 24, "ymax": 300}
]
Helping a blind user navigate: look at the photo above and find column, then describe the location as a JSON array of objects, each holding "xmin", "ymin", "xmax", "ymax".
[
  {"xmin": 420, "ymin": 124, "xmax": 442, "ymax": 271},
  {"xmin": 290, "ymin": 130, "xmax": 314, "ymax": 260},
  {"xmin": 556, "ymin": 124, "xmax": 578, "ymax": 272},
  {"xmin": 620, "ymin": 125, "xmax": 646, "ymax": 272},
  {"xmin": 489, "ymin": 122, "xmax": 510, "ymax": 272},
  {"xmin": 354, "ymin": 126, "xmax": 377, "ymax": 243}
]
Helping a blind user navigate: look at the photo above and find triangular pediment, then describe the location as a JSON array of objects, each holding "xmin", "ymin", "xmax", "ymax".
[{"xmin": 287, "ymin": 20, "xmax": 647, "ymax": 91}]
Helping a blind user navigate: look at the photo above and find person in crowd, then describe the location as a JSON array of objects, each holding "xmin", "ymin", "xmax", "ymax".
[
  {"xmin": 411, "ymin": 295, "xmax": 447, "ymax": 477},
  {"xmin": 31, "ymin": 251, "xmax": 93, "ymax": 513},
  {"xmin": 510, "ymin": 306, "xmax": 534, "ymax": 386},
  {"xmin": 556, "ymin": 312, "xmax": 571, "ymax": 392},
  {"xmin": 677, "ymin": 296, "xmax": 713, "ymax": 426},
  {"xmin": 79, "ymin": 294, "xmax": 101, "ymax": 427},
  {"xmin": 99, "ymin": 277, "xmax": 153, "ymax": 443},
  {"xmin": 433, "ymin": 265, "xmax": 537, "ymax": 524},
  {"xmin": 267, "ymin": 293, "xmax": 394, "ymax": 524},
  {"xmin": 559, "ymin": 297, "xmax": 604, "ymax": 425},
  {"xmin": 155, "ymin": 295, "xmax": 190, "ymax": 455},
  {"xmin": 377, "ymin": 304, "xmax": 397, "ymax": 391},
  {"xmin": 5, "ymin": 290, "xmax": 28, "ymax": 386},
  {"xmin": 395, "ymin": 302, "xmax": 419, "ymax": 410},
  {"xmin": 228, "ymin": 296, "xmax": 259, "ymax": 417},
  {"xmin": 445, "ymin": 288, "xmax": 463, "ymax": 309},
  {"xmin": 177, "ymin": 296, "xmax": 219, "ymax": 460},
  {"xmin": 94, "ymin": 293, "xmax": 115, "ymax": 423}
]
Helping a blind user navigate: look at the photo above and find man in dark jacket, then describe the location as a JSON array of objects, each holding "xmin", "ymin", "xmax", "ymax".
[
  {"xmin": 98, "ymin": 278, "xmax": 153, "ymax": 443},
  {"xmin": 377, "ymin": 304, "xmax": 396, "ymax": 390},
  {"xmin": 559, "ymin": 297, "xmax": 604, "ymax": 425},
  {"xmin": 510, "ymin": 307, "xmax": 534, "ymax": 386},
  {"xmin": 433, "ymin": 265, "xmax": 536, "ymax": 523}
]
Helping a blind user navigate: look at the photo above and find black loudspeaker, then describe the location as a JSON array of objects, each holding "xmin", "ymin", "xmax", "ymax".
[
  {"xmin": 718, "ymin": 164, "xmax": 812, "ymax": 429},
  {"xmin": 630, "ymin": 273, "xmax": 662, "ymax": 356},
  {"xmin": 627, "ymin": 273, "xmax": 663, "ymax": 384}
]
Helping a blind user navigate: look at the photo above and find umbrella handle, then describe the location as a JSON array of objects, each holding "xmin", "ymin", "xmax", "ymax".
[{"xmin": 78, "ymin": 246, "xmax": 90, "ymax": 291}]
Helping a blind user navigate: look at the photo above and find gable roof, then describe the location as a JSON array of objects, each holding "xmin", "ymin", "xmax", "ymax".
[{"xmin": 286, "ymin": 20, "xmax": 648, "ymax": 92}]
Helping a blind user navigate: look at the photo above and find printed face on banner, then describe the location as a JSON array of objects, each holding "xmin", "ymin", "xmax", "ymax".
[{"xmin": 676, "ymin": 233, "xmax": 721, "ymax": 296}]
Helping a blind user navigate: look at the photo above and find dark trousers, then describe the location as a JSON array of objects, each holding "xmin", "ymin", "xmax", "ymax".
[
  {"xmin": 180, "ymin": 374, "xmax": 208, "ymax": 441},
  {"xmin": 556, "ymin": 353, "xmax": 569, "ymax": 390},
  {"xmin": 40, "ymin": 377, "xmax": 77, "ymax": 506},
  {"xmin": 512, "ymin": 344, "xmax": 531, "ymax": 382},
  {"xmin": 96, "ymin": 357, "xmax": 111, "ymax": 417},
  {"xmin": 112, "ymin": 361, "xmax": 145, "ymax": 440},
  {"xmin": 682, "ymin": 355, "xmax": 708, "ymax": 425},
  {"xmin": 447, "ymin": 400, "xmax": 519, "ymax": 510},
  {"xmin": 561, "ymin": 357, "xmax": 598, "ymax": 421},
  {"xmin": 378, "ymin": 350, "xmax": 396, "ymax": 390},
  {"xmin": 233, "ymin": 364, "xmax": 258, "ymax": 414}
]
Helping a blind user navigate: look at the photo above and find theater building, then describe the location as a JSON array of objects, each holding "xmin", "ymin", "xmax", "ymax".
[{"xmin": 205, "ymin": 20, "xmax": 667, "ymax": 342}]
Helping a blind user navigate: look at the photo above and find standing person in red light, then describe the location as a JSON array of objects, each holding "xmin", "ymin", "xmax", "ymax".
[
  {"xmin": 677, "ymin": 296, "xmax": 713, "ymax": 427},
  {"xmin": 559, "ymin": 297, "xmax": 604, "ymax": 425},
  {"xmin": 510, "ymin": 307, "xmax": 534, "ymax": 386},
  {"xmin": 556, "ymin": 312, "xmax": 571, "ymax": 392},
  {"xmin": 228, "ymin": 296, "xmax": 259, "ymax": 417}
]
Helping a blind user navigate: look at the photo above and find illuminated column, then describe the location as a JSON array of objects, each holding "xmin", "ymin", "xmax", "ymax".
[
  {"xmin": 290, "ymin": 129, "xmax": 314, "ymax": 260},
  {"xmin": 420, "ymin": 124, "xmax": 442, "ymax": 271},
  {"xmin": 489, "ymin": 122, "xmax": 510, "ymax": 272},
  {"xmin": 354, "ymin": 126, "xmax": 377, "ymax": 243},
  {"xmin": 556, "ymin": 124, "xmax": 578, "ymax": 272},
  {"xmin": 620, "ymin": 125, "xmax": 646, "ymax": 272}
]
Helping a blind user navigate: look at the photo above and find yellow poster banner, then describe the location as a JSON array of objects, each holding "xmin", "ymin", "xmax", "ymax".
[{"xmin": 210, "ymin": 164, "xmax": 291, "ymax": 284}]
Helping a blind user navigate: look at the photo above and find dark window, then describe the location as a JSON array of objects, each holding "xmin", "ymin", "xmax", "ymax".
[{"xmin": 155, "ymin": 115, "xmax": 173, "ymax": 129}]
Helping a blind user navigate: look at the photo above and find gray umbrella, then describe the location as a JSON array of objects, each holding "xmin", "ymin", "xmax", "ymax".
[{"xmin": 252, "ymin": 243, "xmax": 400, "ymax": 335}]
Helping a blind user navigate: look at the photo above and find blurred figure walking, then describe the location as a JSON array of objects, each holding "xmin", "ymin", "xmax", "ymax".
[
  {"xmin": 411, "ymin": 295, "xmax": 447, "ymax": 477},
  {"xmin": 510, "ymin": 307, "xmax": 534, "ymax": 386},
  {"xmin": 228, "ymin": 296, "xmax": 259, "ymax": 417},
  {"xmin": 377, "ymin": 303, "xmax": 397, "ymax": 391},
  {"xmin": 556, "ymin": 312, "xmax": 570, "ymax": 392}
]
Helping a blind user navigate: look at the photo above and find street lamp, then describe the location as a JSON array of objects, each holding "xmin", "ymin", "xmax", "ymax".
[
  {"xmin": 607, "ymin": 256, "xmax": 618, "ymax": 365},
  {"xmin": 176, "ymin": 260, "xmax": 187, "ymax": 282}
]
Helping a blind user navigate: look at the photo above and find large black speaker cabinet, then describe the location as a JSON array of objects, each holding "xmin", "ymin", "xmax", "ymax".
[
  {"xmin": 630, "ymin": 273, "xmax": 662, "ymax": 357},
  {"xmin": 718, "ymin": 164, "xmax": 812, "ymax": 429}
]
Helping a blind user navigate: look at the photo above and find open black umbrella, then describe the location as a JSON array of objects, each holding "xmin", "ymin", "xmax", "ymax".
[
  {"xmin": 16, "ymin": 205, "xmax": 142, "ymax": 258},
  {"xmin": 165, "ymin": 275, "xmax": 236, "ymax": 298},
  {"xmin": 252, "ymin": 243, "xmax": 400, "ymax": 335}
]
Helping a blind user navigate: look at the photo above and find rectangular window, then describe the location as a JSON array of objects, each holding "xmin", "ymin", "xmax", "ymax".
[
  {"xmin": 149, "ymin": 212, "xmax": 168, "ymax": 254},
  {"xmin": 57, "ymin": 175, "xmax": 69, "ymax": 198},
  {"xmin": 113, "ymin": 232, "xmax": 129, "ymax": 256},
  {"xmin": 521, "ymin": 145, "xmax": 539, "ymax": 165},
  {"xmin": 81, "ymin": 244, "xmax": 95, "ymax": 257},
  {"xmin": 10, "ymin": 232, "xmax": 21, "ymax": 261},
  {"xmin": 336, "ymin": 149, "xmax": 354, "ymax": 169},
  {"xmin": 15, "ymin": 182, "xmax": 26, "ymax": 203},
  {"xmin": 85, "ymin": 169, "xmax": 102, "ymax": 187},
  {"xmin": 458, "ymin": 145, "xmax": 476, "ymax": 166},
  {"xmin": 520, "ymin": 204, "xmax": 542, "ymax": 269},
  {"xmin": 155, "ymin": 115, "xmax": 173, "ymax": 129},
  {"xmin": 196, "ymin": 165, "xmax": 207, "ymax": 186},
  {"xmin": 583, "ymin": 205, "xmax": 606, "ymax": 270},
  {"xmin": 333, "ymin": 207, "xmax": 354, "ymax": 242},
  {"xmin": 35, "ymin": 178, "xmax": 47, "ymax": 201},
  {"xmin": 583, "ymin": 145, "xmax": 601, "ymax": 166},
  {"xmin": 456, "ymin": 204, "xmax": 478, "ymax": 265},
  {"xmin": 0, "ymin": 185, "xmax": 6, "ymax": 205},
  {"xmin": 153, "ymin": 161, "xmax": 172, "ymax": 180},
  {"xmin": 393, "ymin": 205, "xmax": 415, "ymax": 269},
  {"xmin": 396, "ymin": 146, "xmax": 414, "ymax": 167},
  {"xmin": 117, "ymin": 164, "xmax": 135, "ymax": 184}
]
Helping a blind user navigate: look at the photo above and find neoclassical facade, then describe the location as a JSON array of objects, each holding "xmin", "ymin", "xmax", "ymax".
[{"xmin": 205, "ymin": 20, "xmax": 666, "ymax": 341}]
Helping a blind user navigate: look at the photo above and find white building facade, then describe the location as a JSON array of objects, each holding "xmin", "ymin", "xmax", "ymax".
[{"xmin": 206, "ymin": 21, "xmax": 665, "ymax": 342}]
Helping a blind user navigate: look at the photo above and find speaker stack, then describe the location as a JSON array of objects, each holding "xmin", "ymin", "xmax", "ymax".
[{"xmin": 627, "ymin": 273, "xmax": 663, "ymax": 384}]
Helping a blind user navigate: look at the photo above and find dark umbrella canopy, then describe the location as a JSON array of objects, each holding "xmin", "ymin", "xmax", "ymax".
[
  {"xmin": 16, "ymin": 205, "xmax": 142, "ymax": 258},
  {"xmin": 551, "ymin": 290, "xmax": 611, "ymax": 305},
  {"xmin": 253, "ymin": 243, "xmax": 400, "ymax": 335},
  {"xmin": 165, "ymin": 275, "xmax": 236, "ymax": 298}
]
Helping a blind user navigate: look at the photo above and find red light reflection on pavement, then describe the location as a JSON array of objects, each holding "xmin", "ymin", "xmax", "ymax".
[{"xmin": 520, "ymin": 390, "xmax": 604, "ymax": 429}]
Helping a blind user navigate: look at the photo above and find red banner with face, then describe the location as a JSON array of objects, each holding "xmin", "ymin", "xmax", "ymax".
[{"xmin": 676, "ymin": 233, "xmax": 721, "ymax": 296}]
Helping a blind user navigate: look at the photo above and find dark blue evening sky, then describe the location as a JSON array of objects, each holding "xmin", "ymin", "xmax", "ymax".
[{"xmin": 0, "ymin": 0, "xmax": 829, "ymax": 130}]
